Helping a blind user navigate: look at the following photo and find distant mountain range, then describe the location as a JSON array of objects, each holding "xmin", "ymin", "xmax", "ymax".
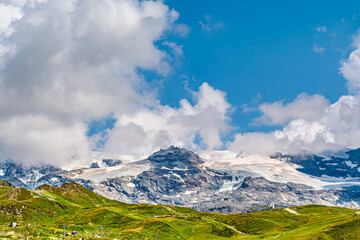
[{"xmin": 2, "ymin": 146, "xmax": 360, "ymax": 213}]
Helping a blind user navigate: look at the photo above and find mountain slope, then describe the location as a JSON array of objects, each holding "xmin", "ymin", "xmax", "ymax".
[
  {"xmin": 0, "ymin": 181, "xmax": 360, "ymax": 239},
  {"xmin": 2, "ymin": 146, "xmax": 360, "ymax": 213}
]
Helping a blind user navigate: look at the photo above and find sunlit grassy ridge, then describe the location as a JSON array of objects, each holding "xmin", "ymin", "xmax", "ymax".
[{"xmin": 0, "ymin": 181, "xmax": 359, "ymax": 239}]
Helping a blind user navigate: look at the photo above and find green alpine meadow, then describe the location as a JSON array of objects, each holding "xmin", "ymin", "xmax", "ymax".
[{"xmin": 0, "ymin": 180, "xmax": 359, "ymax": 240}]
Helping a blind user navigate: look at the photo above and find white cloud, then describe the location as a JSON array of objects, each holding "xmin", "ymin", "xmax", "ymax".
[
  {"xmin": 0, "ymin": 3, "xmax": 22, "ymax": 63},
  {"xmin": 0, "ymin": 0, "xmax": 188, "ymax": 165},
  {"xmin": 0, "ymin": 115, "xmax": 90, "ymax": 167},
  {"xmin": 340, "ymin": 31, "xmax": 360, "ymax": 92},
  {"xmin": 0, "ymin": 3, "xmax": 22, "ymax": 37},
  {"xmin": 172, "ymin": 23, "xmax": 190, "ymax": 37},
  {"xmin": 255, "ymin": 93, "xmax": 329, "ymax": 126},
  {"xmin": 199, "ymin": 15, "xmax": 224, "ymax": 33},
  {"xmin": 313, "ymin": 44, "xmax": 325, "ymax": 53},
  {"xmin": 316, "ymin": 25, "xmax": 327, "ymax": 33},
  {"xmin": 162, "ymin": 41, "xmax": 183, "ymax": 62},
  {"xmin": 230, "ymin": 95, "xmax": 360, "ymax": 156},
  {"xmin": 104, "ymin": 82, "xmax": 231, "ymax": 155}
]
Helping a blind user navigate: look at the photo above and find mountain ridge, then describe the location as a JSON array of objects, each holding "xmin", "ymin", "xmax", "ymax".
[{"xmin": 2, "ymin": 146, "xmax": 360, "ymax": 213}]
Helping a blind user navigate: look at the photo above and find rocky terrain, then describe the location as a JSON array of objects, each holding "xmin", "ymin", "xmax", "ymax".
[
  {"xmin": 271, "ymin": 149, "xmax": 360, "ymax": 178},
  {"xmin": 1, "ymin": 146, "xmax": 360, "ymax": 213}
]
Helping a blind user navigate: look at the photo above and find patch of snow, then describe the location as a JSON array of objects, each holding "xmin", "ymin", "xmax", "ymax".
[
  {"xmin": 64, "ymin": 161, "xmax": 151, "ymax": 183},
  {"xmin": 91, "ymin": 151, "xmax": 146, "ymax": 163},
  {"xmin": 184, "ymin": 191, "xmax": 194, "ymax": 195},
  {"xmin": 345, "ymin": 161, "xmax": 357, "ymax": 168},
  {"xmin": 172, "ymin": 173, "xmax": 182, "ymax": 179},
  {"xmin": 173, "ymin": 167, "xmax": 188, "ymax": 170},
  {"xmin": 285, "ymin": 208, "xmax": 299, "ymax": 215},
  {"xmin": 219, "ymin": 181, "xmax": 239, "ymax": 192},
  {"xmin": 0, "ymin": 169, "xmax": 4, "ymax": 176},
  {"xmin": 127, "ymin": 183, "xmax": 135, "ymax": 188},
  {"xmin": 218, "ymin": 171, "xmax": 244, "ymax": 192},
  {"xmin": 61, "ymin": 151, "xmax": 147, "ymax": 170},
  {"xmin": 161, "ymin": 166, "xmax": 188, "ymax": 171},
  {"xmin": 322, "ymin": 150, "xmax": 348, "ymax": 160},
  {"xmin": 326, "ymin": 163, "xmax": 338, "ymax": 166}
]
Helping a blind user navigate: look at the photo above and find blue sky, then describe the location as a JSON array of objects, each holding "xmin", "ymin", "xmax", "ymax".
[
  {"xmin": 156, "ymin": 0, "xmax": 360, "ymax": 133},
  {"xmin": 2, "ymin": 0, "xmax": 360, "ymax": 164}
]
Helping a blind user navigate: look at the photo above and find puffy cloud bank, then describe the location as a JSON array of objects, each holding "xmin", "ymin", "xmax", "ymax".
[
  {"xmin": 0, "ymin": 0, "xmax": 231, "ymax": 165},
  {"xmin": 230, "ymin": 95, "xmax": 360, "ymax": 155},
  {"xmin": 2, "ymin": 0, "xmax": 360, "ymax": 165},
  {"xmin": 229, "ymin": 32, "xmax": 360, "ymax": 156},
  {"xmin": 104, "ymin": 82, "xmax": 231, "ymax": 155}
]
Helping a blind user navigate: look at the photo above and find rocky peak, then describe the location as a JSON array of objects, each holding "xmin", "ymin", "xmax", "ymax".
[
  {"xmin": 147, "ymin": 146, "xmax": 204, "ymax": 169},
  {"xmin": 1, "ymin": 161, "xmax": 25, "ymax": 176},
  {"xmin": 0, "ymin": 161, "xmax": 61, "ymax": 177}
]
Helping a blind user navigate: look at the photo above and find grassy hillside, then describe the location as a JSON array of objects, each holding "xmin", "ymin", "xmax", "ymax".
[{"xmin": 0, "ymin": 182, "xmax": 359, "ymax": 239}]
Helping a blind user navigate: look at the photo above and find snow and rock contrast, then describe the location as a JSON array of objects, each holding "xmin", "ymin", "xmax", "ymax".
[{"xmin": 2, "ymin": 146, "xmax": 360, "ymax": 213}]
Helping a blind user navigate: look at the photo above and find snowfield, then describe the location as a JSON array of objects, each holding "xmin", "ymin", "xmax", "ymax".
[
  {"xmin": 199, "ymin": 150, "xmax": 360, "ymax": 190},
  {"xmin": 59, "ymin": 150, "xmax": 360, "ymax": 191}
]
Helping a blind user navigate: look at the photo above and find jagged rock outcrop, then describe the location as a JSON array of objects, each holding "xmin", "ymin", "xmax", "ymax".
[{"xmin": 102, "ymin": 159, "xmax": 122, "ymax": 167}]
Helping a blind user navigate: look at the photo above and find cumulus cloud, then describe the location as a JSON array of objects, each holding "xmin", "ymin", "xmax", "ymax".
[
  {"xmin": 0, "ymin": 0, "xmax": 188, "ymax": 165},
  {"xmin": 254, "ymin": 93, "xmax": 329, "ymax": 126},
  {"xmin": 340, "ymin": 33, "xmax": 360, "ymax": 92},
  {"xmin": 104, "ymin": 82, "xmax": 231, "ymax": 155},
  {"xmin": 0, "ymin": 115, "xmax": 90, "ymax": 167},
  {"xmin": 230, "ymin": 95, "xmax": 360, "ymax": 156}
]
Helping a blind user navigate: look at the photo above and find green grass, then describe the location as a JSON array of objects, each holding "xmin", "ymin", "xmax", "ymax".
[{"xmin": 0, "ymin": 181, "xmax": 359, "ymax": 239}]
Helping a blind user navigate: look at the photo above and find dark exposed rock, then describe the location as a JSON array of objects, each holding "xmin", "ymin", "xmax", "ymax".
[
  {"xmin": 0, "ymin": 180, "xmax": 13, "ymax": 187},
  {"xmin": 90, "ymin": 162, "xmax": 100, "ymax": 169},
  {"xmin": 102, "ymin": 159, "xmax": 122, "ymax": 167},
  {"xmin": 272, "ymin": 149, "xmax": 360, "ymax": 178},
  {"xmin": 148, "ymin": 146, "xmax": 204, "ymax": 169}
]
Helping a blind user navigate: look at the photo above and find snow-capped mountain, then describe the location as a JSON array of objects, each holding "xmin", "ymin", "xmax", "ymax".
[{"xmin": 2, "ymin": 146, "xmax": 360, "ymax": 213}]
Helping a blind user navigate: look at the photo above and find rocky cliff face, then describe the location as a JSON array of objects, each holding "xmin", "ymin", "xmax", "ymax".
[
  {"xmin": 2, "ymin": 147, "xmax": 360, "ymax": 213},
  {"xmin": 98, "ymin": 147, "xmax": 232, "ymax": 206},
  {"xmin": 271, "ymin": 149, "xmax": 360, "ymax": 178},
  {"xmin": 195, "ymin": 176, "xmax": 360, "ymax": 213},
  {"xmin": 0, "ymin": 161, "xmax": 62, "ymax": 189}
]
